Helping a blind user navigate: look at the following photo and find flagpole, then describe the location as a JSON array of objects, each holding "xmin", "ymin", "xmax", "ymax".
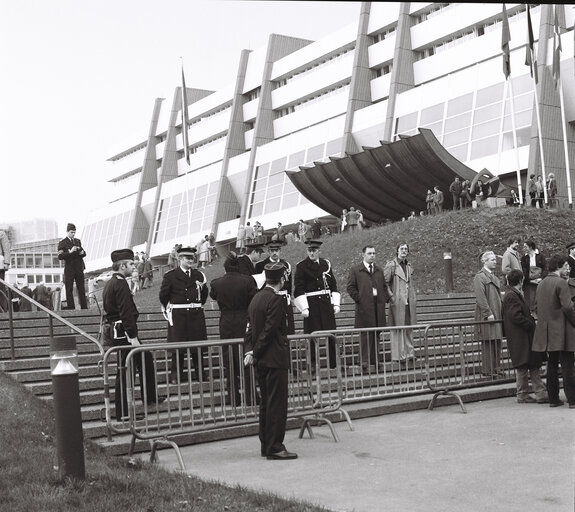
[
  {"xmin": 558, "ymin": 78, "xmax": 573, "ymax": 207},
  {"xmin": 530, "ymin": 72, "xmax": 548, "ymax": 206},
  {"xmin": 496, "ymin": 79, "xmax": 509, "ymax": 175},
  {"xmin": 507, "ymin": 78, "xmax": 524, "ymax": 205},
  {"xmin": 180, "ymin": 57, "xmax": 193, "ymax": 246}
]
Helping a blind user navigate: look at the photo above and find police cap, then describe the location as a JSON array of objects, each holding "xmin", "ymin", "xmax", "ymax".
[
  {"xmin": 567, "ymin": 241, "xmax": 575, "ymax": 250},
  {"xmin": 304, "ymin": 239, "xmax": 323, "ymax": 249},
  {"xmin": 111, "ymin": 248, "xmax": 134, "ymax": 262},
  {"xmin": 264, "ymin": 262, "xmax": 285, "ymax": 280},
  {"xmin": 177, "ymin": 246, "xmax": 197, "ymax": 257}
]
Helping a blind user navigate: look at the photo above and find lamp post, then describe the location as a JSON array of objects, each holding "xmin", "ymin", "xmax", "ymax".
[
  {"xmin": 443, "ymin": 249, "xmax": 453, "ymax": 293},
  {"xmin": 50, "ymin": 336, "xmax": 85, "ymax": 480}
]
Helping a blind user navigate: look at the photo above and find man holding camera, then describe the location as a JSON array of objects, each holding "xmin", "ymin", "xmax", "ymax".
[{"xmin": 57, "ymin": 223, "xmax": 87, "ymax": 309}]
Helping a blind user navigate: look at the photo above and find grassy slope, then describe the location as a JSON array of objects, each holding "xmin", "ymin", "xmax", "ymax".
[{"xmin": 134, "ymin": 206, "xmax": 575, "ymax": 309}]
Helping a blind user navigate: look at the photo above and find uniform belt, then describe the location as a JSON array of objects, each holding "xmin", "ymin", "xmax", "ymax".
[
  {"xmin": 171, "ymin": 303, "xmax": 203, "ymax": 309},
  {"xmin": 306, "ymin": 290, "xmax": 330, "ymax": 297}
]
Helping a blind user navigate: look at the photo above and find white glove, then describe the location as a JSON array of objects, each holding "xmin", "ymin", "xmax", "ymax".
[
  {"xmin": 244, "ymin": 352, "xmax": 254, "ymax": 366},
  {"xmin": 333, "ymin": 305, "xmax": 340, "ymax": 314},
  {"xmin": 302, "ymin": 308, "xmax": 310, "ymax": 318},
  {"xmin": 127, "ymin": 336, "xmax": 141, "ymax": 346}
]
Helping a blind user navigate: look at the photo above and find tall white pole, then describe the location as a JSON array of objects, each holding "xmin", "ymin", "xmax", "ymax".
[
  {"xmin": 507, "ymin": 79, "xmax": 524, "ymax": 205},
  {"xmin": 530, "ymin": 74, "xmax": 548, "ymax": 205},
  {"xmin": 496, "ymin": 80, "xmax": 509, "ymax": 176},
  {"xmin": 558, "ymin": 78, "xmax": 573, "ymax": 207}
]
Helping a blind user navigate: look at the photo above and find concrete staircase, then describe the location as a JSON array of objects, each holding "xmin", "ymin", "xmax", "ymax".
[{"xmin": 1, "ymin": 293, "xmax": 505, "ymax": 456}]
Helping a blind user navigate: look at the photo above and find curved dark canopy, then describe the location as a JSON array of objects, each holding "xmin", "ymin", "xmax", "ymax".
[{"xmin": 286, "ymin": 128, "xmax": 482, "ymax": 223}]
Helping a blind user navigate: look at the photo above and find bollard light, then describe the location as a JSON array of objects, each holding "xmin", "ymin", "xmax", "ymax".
[
  {"xmin": 50, "ymin": 336, "xmax": 85, "ymax": 480},
  {"xmin": 443, "ymin": 249, "xmax": 454, "ymax": 293}
]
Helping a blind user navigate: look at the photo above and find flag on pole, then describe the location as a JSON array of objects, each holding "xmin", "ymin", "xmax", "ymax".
[
  {"xmin": 501, "ymin": 4, "xmax": 511, "ymax": 79},
  {"xmin": 525, "ymin": 5, "xmax": 538, "ymax": 83},
  {"xmin": 552, "ymin": 8, "xmax": 562, "ymax": 88},
  {"xmin": 181, "ymin": 66, "xmax": 191, "ymax": 165}
]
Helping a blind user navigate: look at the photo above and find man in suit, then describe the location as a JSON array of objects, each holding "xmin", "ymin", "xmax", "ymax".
[
  {"xmin": 449, "ymin": 177, "xmax": 463, "ymax": 210},
  {"xmin": 57, "ymin": 223, "xmax": 88, "ymax": 309},
  {"xmin": 293, "ymin": 239, "xmax": 340, "ymax": 369},
  {"xmin": 159, "ymin": 246, "xmax": 209, "ymax": 383},
  {"xmin": 238, "ymin": 242, "xmax": 266, "ymax": 289},
  {"xmin": 244, "ymin": 262, "xmax": 297, "ymax": 460},
  {"xmin": 501, "ymin": 236, "xmax": 522, "ymax": 284},
  {"xmin": 533, "ymin": 255, "xmax": 575, "ymax": 407},
  {"xmin": 473, "ymin": 250, "xmax": 504, "ymax": 377},
  {"xmin": 502, "ymin": 269, "xmax": 547, "ymax": 404},
  {"xmin": 255, "ymin": 240, "xmax": 294, "ymax": 334},
  {"xmin": 347, "ymin": 245, "xmax": 391, "ymax": 374},
  {"xmin": 433, "ymin": 186, "xmax": 444, "ymax": 214},
  {"xmin": 210, "ymin": 252, "xmax": 258, "ymax": 405},
  {"xmin": 103, "ymin": 249, "xmax": 163, "ymax": 421}
]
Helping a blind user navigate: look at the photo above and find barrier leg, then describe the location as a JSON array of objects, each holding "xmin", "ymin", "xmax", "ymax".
[
  {"xmin": 336, "ymin": 408, "xmax": 354, "ymax": 431},
  {"xmin": 428, "ymin": 390, "xmax": 467, "ymax": 414},
  {"xmin": 299, "ymin": 419, "xmax": 315, "ymax": 439},
  {"xmin": 149, "ymin": 438, "xmax": 186, "ymax": 471}
]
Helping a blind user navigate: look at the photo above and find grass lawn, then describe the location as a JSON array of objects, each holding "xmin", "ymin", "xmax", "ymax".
[{"xmin": 0, "ymin": 369, "xmax": 328, "ymax": 511}]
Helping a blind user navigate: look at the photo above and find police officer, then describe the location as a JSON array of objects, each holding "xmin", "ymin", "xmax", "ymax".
[
  {"xmin": 255, "ymin": 240, "xmax": 295, "ymax": 334},
  {"xmin": 210, "ymin": 252, "xmax": 258, "ymax": 405},
  {"xmin": 293, "ymin": 240, "xmax": 340, "ymax": 369},
  {"xmin": 57, "ymin": 223, "xmax": 88, "ymax": 309},
  {"xmin": 159, "ymin": 246, "xmax": 209, "ymax": 383},
  {"xmin": 103, "ymin": 248, "xmax": 162, "ymax": 421},
  {"xmin": 244, "ymin": 262, "xmax": 297, "ymax": 460}
]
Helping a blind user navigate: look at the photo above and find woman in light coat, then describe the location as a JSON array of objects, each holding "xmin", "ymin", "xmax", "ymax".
[{"xmin": 384, "ymin": 243, "xmax": 417, "ymax": 363}]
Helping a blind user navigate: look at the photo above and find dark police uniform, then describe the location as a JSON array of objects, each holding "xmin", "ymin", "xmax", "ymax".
[
  {"xmin": 255, "ymin": 255, "xmax": 295, "ymax": 334},
  {"xmin": 159, "ymin": 266, "xmax": 209, "ymax": 381},
  {"xmin": 245, "ymin": 281, "xmax": 291, "ymax": 457},
  {"xmin": 57, "ymin": 232, "xmax": 87, "ymax": 309},
  {"xmin": 210, "ymin": 265, "xmax": 258, "ymax": 404},
  {"xmin": 293, "ymin": 246, "xmax": 339, "ymax": 369},
  {"xmin": 103, "ymin": 271, "xmax": 158, "ymax": 421}
]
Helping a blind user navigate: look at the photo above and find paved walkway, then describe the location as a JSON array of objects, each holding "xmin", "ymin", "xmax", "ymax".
[{"xmin": 149, "ymin": 397, "xmax": 575, "ymax": 512}]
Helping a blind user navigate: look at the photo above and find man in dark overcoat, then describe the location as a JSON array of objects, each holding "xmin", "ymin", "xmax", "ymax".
[
  {"xmin": 255, "ymin": 240, "xmax": 295, "ymax": 334},
  {"xmin": 347, "ymin": 245, "xmax": 391, "ymax": 373},
  {"xmin": 57, "ymin": 223, "xmax": 87, "ymax": 309},
  {"xmin": 293, "ymin": 239, "xmax": 340, "ymax": 369},
  {"xmin": 159, "ymin": 246, "xmax": 209, "ymax": 383},
  {"xmin": 502, "ymin": 269, "xmax": 547, "ymax": 404},
  {"xmin": 244, "ymin": 262, "xmax": 297, "ymax": 460},
  {"xmin": 533, "ymin": 255, "xmax": 575, "ymax": 407},
  {"xmin": 238, "ymin": 242, "xmax": 266, "ymax": 288},
  {"xmin": 103, "ymin": 249, "xmax": 162, "ymax": 421},
  {"xmin": 210, "ymin": 252, "xmax": 258, "ymax": 405}
]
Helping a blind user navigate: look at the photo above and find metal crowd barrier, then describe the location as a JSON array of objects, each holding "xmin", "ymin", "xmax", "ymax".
[
  {"xmin": 102, "ymin": 334, "xmax": 350, "ymax": 470},
  {"xmin": 423, "ymin": 320, "xmax": 513, "ymax": 413}
]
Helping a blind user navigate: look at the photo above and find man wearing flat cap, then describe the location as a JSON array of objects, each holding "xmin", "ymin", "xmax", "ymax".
[
  {"xmin": 238, "ymin": 242, "xmax": 266, "ymax": 289},
  {"xmin": 210, "ymin": 252, "xmax": 259, "ymax": 405},
  {"xmin": 103, "ymin": 249, "xmax": 162, "ymax": 421},
  {"xmin": 57, "ymin": 223, "xmax": 88, "ymax": 309},
  {"xmin": 294, "ymin": 239, "xmax": 340, "ymax": 369},
  {"xmin": 159, "ymin": 246, "xmax": 209, "ymax": 383},
  {"xmin": 255, "ymin": 240, "xmax": 295, "ymax": 334},
  {"xmin": 244, "ymin": 262, "xmax": 297, "ymax": 460}
]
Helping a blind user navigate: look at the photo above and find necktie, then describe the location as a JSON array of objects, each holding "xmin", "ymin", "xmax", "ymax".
[
  {"xmin": 186, "ymin": 270, "xmax": 190, "ymax": 278},
  {"xmin": 369, "ymin": 263, "xmax": 373, "ymax": 274}
]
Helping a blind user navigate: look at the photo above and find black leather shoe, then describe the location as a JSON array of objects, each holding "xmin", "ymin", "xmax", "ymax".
[
  {"xmin": 536, "ymin": 398, "xmax": 549, "ymax": 404},
  {"xmin": 266, "ymin": 450, "xmax": 298, "ymax": 460},
  {"xmin": 549, "ymin": 401, "xmax": 564, "ymax": 407}
]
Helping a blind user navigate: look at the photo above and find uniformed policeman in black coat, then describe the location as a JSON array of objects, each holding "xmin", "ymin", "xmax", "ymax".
[
  {"xmin": 210, "ymin": 252, "xmax": 259, "ymax": 405},
  {"xmin": 244, "ymin": 262, "xmax": 297, "ymax": 460},
  {"xmin": 159, "ymin": 246, "xmax": 209, "ymax": 382},
  {"xmin": 255, "ymin": 240, "xmax": 295, "ymax": 334},
  {"xmin": 57, "ymin": 223, "xmax": 88, "ymax": 309},
  {"xmin": 102, "ymin": 248, "xmax": 161, "ymax": 421},
  {"xmin": 293, "ymin": 240, "xmax": 340, "ymax": 369}
]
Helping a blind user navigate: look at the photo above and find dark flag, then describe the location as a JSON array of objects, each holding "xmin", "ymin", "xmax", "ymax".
[
  {"xmin": 181, "ymin": 66, "xmax": 191, "ymax": 165},
  {"xmin": 552, "ymin": 8, "xmax": 562, "ymax": 88},
  {"xmin": 525, "ymin": 5, "xmax": 538, "ymax": 83},
  {"xmin": 501, "ymin": 4, "xmax": 511, "ymax": 79}
]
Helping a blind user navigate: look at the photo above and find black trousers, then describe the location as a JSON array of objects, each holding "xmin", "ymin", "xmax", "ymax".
[
  {"xmin": 114, "ymin": 338, "xmax": 157, "ymax": 420},
  {"xmin": 546, "ymin": 351, "xmax": 575, "ymax": 405},
  {"xmin": 64, "ymin": 268, "xmax": 87, "ymax": 309},
  {"xmin": 257, "ymin": 366, "xmax": 288, "ymax": 456},
  {"xmin": 360, "ymin": 298, "xmax": 380, "ymax": 368}
]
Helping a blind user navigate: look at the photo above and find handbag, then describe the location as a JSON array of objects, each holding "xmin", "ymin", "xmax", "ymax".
[{"xmin": 529, "ymin": 266, "xmax": 542, "ymax": 280}]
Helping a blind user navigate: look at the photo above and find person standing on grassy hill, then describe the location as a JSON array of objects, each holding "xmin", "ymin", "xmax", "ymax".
[
  {"xmin": 294, "ymin": 239, "xmax": 340, "ymax": 370},
  {"xmin": 347, "ymin": 245, "xmax": 391, "ymax": 374},
  {"xmin": 433, "ymin": 186, "xmax": 444, "ymax": 214},
  {"xmin": 384, "ymin": 243, "xmax": 417, "ymax": 366},
  {"xmin": 501, "ymin": 236, "xmax": 522, "ymax": 284},
  {"xmin": 103, "ymin": 248, "xmax": 162, "ymax": 421},
  {"xmin": 502, "ymin": 269, "xmax": 548, "ymax": 404},
  {"xmin": 449, "ymin": 177, "xmax": 462, "ymax": 210},
  {"xmin": 244, "ymin": 262, "xmax": 298, "ymax": 460},
  {"xmin": 532, "ymin": 255, "xmax": 575, "ymax": 408},
  {"xmin": 473, "ymin": 250, "xmax": 504, "ymax": 378}
]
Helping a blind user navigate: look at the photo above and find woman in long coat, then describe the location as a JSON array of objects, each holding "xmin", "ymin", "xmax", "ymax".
[
  {"xmin": 473, "ymin": 251, "xmax": 503, "ymax": 376},
  {"xmin": 384, "ymin": 243, "xmax": 417, "ymax": 363}
]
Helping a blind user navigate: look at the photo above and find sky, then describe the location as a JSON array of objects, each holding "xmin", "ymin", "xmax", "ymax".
[{"xmin": 0, "ymin": 0, "xmax": 360, "ymax": 235}]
